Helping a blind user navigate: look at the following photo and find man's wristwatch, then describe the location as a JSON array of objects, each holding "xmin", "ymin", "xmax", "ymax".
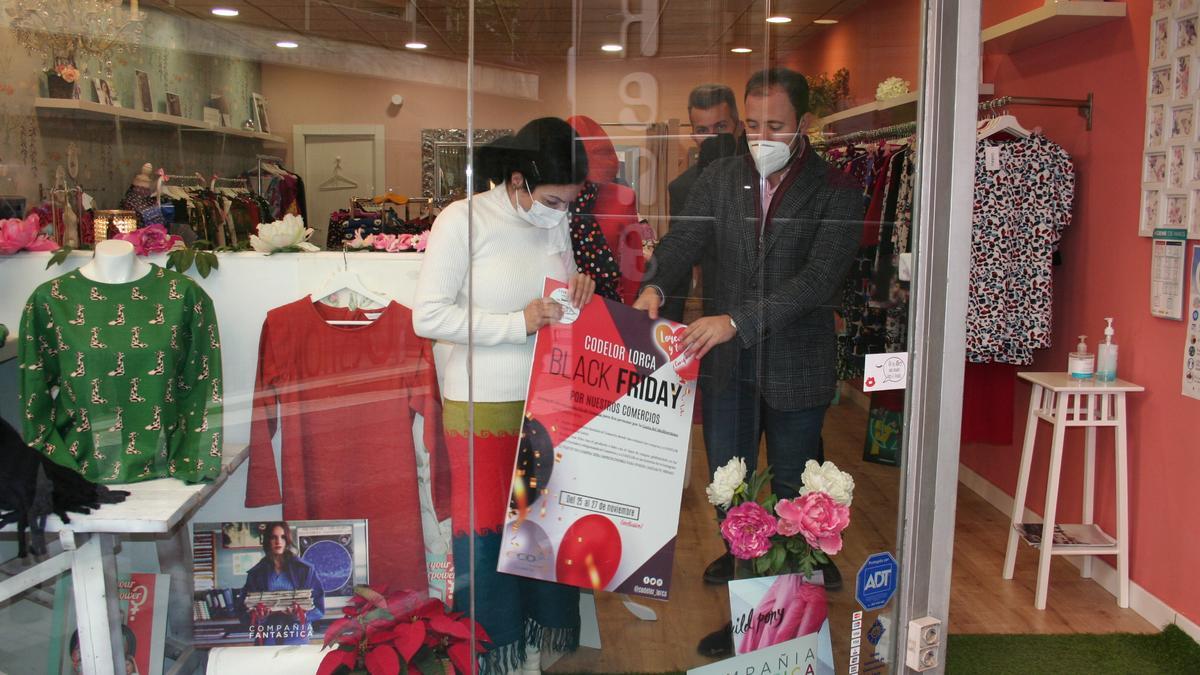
[{"xmin": 729, "ymin": 316, "xmax": 738, "ymax": 333}]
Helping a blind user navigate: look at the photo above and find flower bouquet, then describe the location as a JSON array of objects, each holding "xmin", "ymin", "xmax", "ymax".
[
  {"xmin": 707, "ymin": 458, "xmax": 854, "ymax": 578},
  {"xmin": 319, "ymin": 586, "xmax": 489, "ymax": 675},
  {"xmin": 47, "ymin": 58, "xmax": 80, "ymax": 99}
]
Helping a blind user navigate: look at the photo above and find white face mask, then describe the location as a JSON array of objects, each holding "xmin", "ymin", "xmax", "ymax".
[
  {"xmin": 747, "ymin": 139, "xmax": 796, "ymax": 176},
  {"xmin": 517, "ymin": 184, "xmax": 568, "ymax": 229}
]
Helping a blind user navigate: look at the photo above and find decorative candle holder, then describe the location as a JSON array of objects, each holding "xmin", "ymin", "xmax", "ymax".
[{"xmin": 93, "ymin": 210, "xmax": 137, "ymax": 241}]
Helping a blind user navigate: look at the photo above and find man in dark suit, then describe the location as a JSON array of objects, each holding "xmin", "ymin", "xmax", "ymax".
[
  {"xmin": 636, "ymin": 68, "xmax": 863, "ymax": 655},
  {"xmin": 661, "ymin": 84, "xmax": 747, "ymax": 322}
]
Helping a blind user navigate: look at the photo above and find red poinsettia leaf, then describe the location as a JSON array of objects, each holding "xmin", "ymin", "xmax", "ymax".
[
  {"xmin": 365, "ymin": 644, "xmax": 402, "ymax": 675},
  {"xmin": 390, "ymin": 620, "xmax": 427, "ymax": 661},
  {"xmin": 323, "ymin": 617, "xmax": 365, "ymax": 649},
  {"xmin": 448, "ymin": 642, "xmax": 475, "ymax": 674},
  {"xmin": 414, "ymin": 599, "xmax": 446, "ymax": 618},
  {"xmin": 428, "ymin": 614, "xmax": 472, "ymax": 640},
  {"xmin": 469, "ymin": 619, "xmax": 490, "ymax": 644},
  {"xmin": 317, "ymin": 648, "xmax": 358, "ymax": 675},
  {"xmin": 384, "ymin": 589, "xmax": 426, "ymax": 617},
  {"xmin": 356, "ymin": 585, "xmax": 390, "ymax": 611}
]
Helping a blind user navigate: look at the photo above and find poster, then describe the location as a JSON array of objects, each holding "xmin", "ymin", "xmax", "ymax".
[
  {"xmin": 1152, "ymin": 228, "xmax": 1188, "ymax": 319},
  {"xmin": 497, "ymin": 279, "xmax": 698, "ymax": 600},
  {"xmin": 50, "ymin": 573, "xmax": 169, "ymax": 675},
  {"xmin": 1184, "ymin": 245, "xmax": 1200, "ymax": 399},
  {"xmin": 191, "ymin": 520, "xmax": 368, "ymax": 646},
  {"xmin": 728, "ymin": 573, "xmax": 832, "ymax": 659}
]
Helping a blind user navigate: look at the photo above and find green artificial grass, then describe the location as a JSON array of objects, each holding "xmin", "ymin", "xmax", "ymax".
[{"xmin": 945, "ymin": 625, "xmax": 1200, "ymax": 675}]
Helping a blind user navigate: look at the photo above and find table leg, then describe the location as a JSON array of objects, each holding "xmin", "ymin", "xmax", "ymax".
[
  {"xmin": 157, "ymin": 525, "xmax": 195, "ymax": 643},
  {"xmin": 1035, "ymin": 394, "xmax": 1070, "ymax": 610},
  {"xmin": 1115, "ymin": 393, "xmax": 1131, "ymax": 608},
  {"xmin": 1081, "ymin": 396, "xmax": 1098, "ymax": 579},
  {"xmin": 1004, "ymin": 384, "xmax": 1043, "ymax": 579},
  {"xmin": 67, "ymin": 532, "xmax": 126, "ymax": 675}
]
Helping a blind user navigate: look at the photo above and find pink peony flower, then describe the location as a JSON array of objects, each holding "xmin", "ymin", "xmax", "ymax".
[
  {"xmin": 774, "ymin": 501, "xmax": 802, "ymax": 537},
  {"xmin": 775, "ymin": 492, "xmax": 850, "ymax": 556},
  {"xmin": 113, "ymin": 224, "xmax": 183, "ymax": 256},
  {"xmin": 721, "ymin": 502, "xmax": 777, "ymax": 560},
  {"xmin": 411, "ymin": 232, "xmax": 428, "ymax": 252},
  {"xmin": 396, "ymin": 233, "xmax": 414, "ymax": 250},
  {"xmin": 0, "ymin": 214, "xmax": 60, "ymax": 254}
]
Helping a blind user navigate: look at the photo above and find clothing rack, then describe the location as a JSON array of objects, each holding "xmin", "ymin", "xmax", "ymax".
[
  {"xmin": 256, "ymin": 154, "xmax": 286, "ymax": 194},
  {"xmin": 816, "ymin": 122, "xmax": 918, "ymax": 148},
  {"xmin": 349, "ymin": 195, "xmax": 431, "ymax": 218},
  {"xmin": 212, "ymin": 176, "xmax": 250, "ymax": 191}
]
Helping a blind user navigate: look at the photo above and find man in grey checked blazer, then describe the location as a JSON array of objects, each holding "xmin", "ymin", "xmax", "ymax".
[{"xmin": 636, "ymin": 68, "xmax": 864, "ymax": 633}]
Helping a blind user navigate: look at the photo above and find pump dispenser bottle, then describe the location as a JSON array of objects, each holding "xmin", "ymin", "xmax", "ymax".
[
  {"xmin": 1097, "ymin": 318, "xmax": 1118, "ymax": 382},
  {"xmin": 1069, "ymin": 335, "xmax": 1094, "ymax": 379}
]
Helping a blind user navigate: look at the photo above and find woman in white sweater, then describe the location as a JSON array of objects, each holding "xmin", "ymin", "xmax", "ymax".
[{"xmin": 413, "ymin": 117, "xmax": 595, "ymax": 674}]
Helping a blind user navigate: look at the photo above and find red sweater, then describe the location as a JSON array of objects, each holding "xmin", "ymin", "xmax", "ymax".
[{"xmin": 245, "ymin": 298, "xmax": 449, "ymax": 592}]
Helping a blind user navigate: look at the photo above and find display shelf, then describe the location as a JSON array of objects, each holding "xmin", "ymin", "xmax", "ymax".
[
  {"xmin": 1015, "ymin": 522, "xmax": 1118, "ymax": 556},
  {"xmin": 35, "ymin": 98, "xmax": 286, "ymax": 142},
  {"xmin": 0, "ymin": 330, "xmax": 16, "ymax": 363},
  {"xmin": 983, "ymin": 1, "xmax": 1127, "ymax": 55},
  {"xmin": 816, "ymin": 84, "xmax": 995, "ymax": 133}
]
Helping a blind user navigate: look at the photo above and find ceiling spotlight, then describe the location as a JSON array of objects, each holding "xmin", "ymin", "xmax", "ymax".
[
  {"xmin": 766, "ymin": 16, "xmax": 792, "ymax": 24},
  {"xmin": 211, "ymin": 7, "xmax": 239, "ymax": 17},
  {"xmin": 276, "ymin": 41, "xmax": 299, "ymax": 49},
  {"xmin": 730, "ymin": 47, "xmax": 753, "ymax": 54},
  {"xmin": 813, "ymin": 19, "xmax": 839, "ymax": 25},
  {"xmin": 405, "ymin": 41, "xmax": 428, "ymax": 50},
  {"xmin": 601, "ymin": 44, "xmax": 623, "ymax": 52}
]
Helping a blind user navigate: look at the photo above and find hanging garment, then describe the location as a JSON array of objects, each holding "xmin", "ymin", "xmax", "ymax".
[
  {"xmin": 967, "ymin": 133, "xmax": 1074, "ymax": 364},
  {"xmin": 568, "ymin": 181, "xmax": 623, "ymax": 303},
  {"xmin": 18, "ymin": 265, "xmax": 224, "ymax": 484},
  {"xmin": 245, "ymin": 298, "xmax": 450, "ymax": 593}
]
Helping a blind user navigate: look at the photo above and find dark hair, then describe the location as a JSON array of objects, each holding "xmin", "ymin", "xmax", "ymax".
[
  {"xmin": 474, "ymin": 117, "xmax": 588, "ymax": 192},
  {"xmin": 261, "ymin": 521, "xmax": 294, "ymax": 557},
  {"xmin": 70, "ymin": 625, "xmax": 137, "ymax": 657},
  {"xmin": 688, "ymin": 84, "xmax": 739, "ymax": 119},
  {"xmin": 745, "ymin": 67, "xmax": 810, "ymax": 118}
]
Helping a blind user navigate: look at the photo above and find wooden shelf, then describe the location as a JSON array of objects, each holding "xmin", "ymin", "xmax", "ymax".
[
  {"xmin": 35, "ymin": 98, "xmax": 285, "ymax": 143},
  {"xmin": 983, "ymin": 1, "xmax": 1127, "ymax": 55},
  {"xmin": 816, "ymin": 84, "xmax": 995, "ymax": 133}
]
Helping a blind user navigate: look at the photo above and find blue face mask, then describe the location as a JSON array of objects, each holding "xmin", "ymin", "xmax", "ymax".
[{"xmin": 517, "ymin": 184, "xmax": 568, "ymax": 229}]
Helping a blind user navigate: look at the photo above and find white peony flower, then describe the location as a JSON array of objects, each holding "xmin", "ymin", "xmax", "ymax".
[
  {"xmin": 706, "ymin": 457, "xmax": 747, "ymax": 509},
  {"xmin": 250, "ymin": 213, "xmax": 319, "ymax": 253},
  {"xmin": 799, "ymin": 459, "xmax": 855, "ymax": 506},
  {"xmin": 875, "ymin": 76, "xmax": 912, "ymax": 101}
]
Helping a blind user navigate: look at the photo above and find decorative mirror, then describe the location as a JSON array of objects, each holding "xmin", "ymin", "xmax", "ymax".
[{"xmin": 421, "ymin": 128, "xmax": 512, "ymax": 204}]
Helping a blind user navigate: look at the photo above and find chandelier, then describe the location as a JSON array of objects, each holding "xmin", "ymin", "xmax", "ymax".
[{"xmin": 4, "ymin": 0, "xmax": 146, "ymax": 63}]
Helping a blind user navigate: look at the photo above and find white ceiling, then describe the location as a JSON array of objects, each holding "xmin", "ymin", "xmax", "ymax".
[{"xmin": 146, "ymin": 0, "xmax": 866, "ymax": 68}]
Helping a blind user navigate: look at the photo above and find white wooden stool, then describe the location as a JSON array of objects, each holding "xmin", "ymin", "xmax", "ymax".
[{"xmin": 1002, "ymin": 372, "xmax": 1143, "ymax": 610}]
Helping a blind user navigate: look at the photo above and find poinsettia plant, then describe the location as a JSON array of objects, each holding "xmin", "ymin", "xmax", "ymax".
[
  {"xmin": 707, "ymin": 458, "xmax": 854, "ymax": 578},
  {"xmin": 319, "ymin": 586, "xmax": 489, "ymax": 675}
]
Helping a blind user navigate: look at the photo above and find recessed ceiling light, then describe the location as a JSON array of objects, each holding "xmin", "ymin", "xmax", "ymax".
[
  {"xmin": 601, "ymin": 44, "xmax": 623, "ymax": 52},
  {"xmin": 814, "ymin": 19, "xmax": 839, "ymax": 25},
  {"xmin": 766, "ymin": 16, "xmax": 792, "ymax": 24},
  {"xmin": 275, "ymin": 41, "xmax": 298, "ymax": 49},
  {"xmin": 730, "ymin": 47, "xmax": 753, "ymax": 53},
  {"xmin": 405, "ymin": 41, "xmax": 428, "ymax": 50},
  {"xmin": 211, "ymin": 7, "xmax": 239, "ymax": 17}
]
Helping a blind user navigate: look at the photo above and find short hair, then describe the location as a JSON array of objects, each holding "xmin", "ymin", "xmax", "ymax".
[
  {"xmin": 261, "ymin": 521, "xmax": 294, "ymax": 557},
  {"xmin": 688, "ymin": 84, "xmax": 739, "ymax": 119},
  {"xmin": 474, "ymin": 117, "xmax": 589, "ymax": 191},
  {"xmin": 745, "ymin": 67, "xmax": 811, "ymax": 118}
]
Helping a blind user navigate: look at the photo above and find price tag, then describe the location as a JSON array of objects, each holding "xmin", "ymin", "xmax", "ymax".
[{"xmin": 985, "ymin": 146, "xmax": 1002, "ymax": 171}]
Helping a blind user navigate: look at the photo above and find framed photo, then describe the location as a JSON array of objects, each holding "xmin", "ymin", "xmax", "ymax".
[
  {"xmin": 1172, "ymin": 103, "xmax": 1195, "ymax": 140},
  {"xmin": 1151, "ymin": 66, "xmax": 1172, "ymax": 99},
  {"xmin": 93, "ymin": 78, "xmax": 113, "ymax": 106},
  {"xmin": 1178, "ymin": 15, "xmax": 1198, "ymax": 50},
  {"xmin": 1167, "ymin": 192, "xmax": 1189, "ymax": 228},
  {"xmin": 1176, "ymin": 55, "xmax": 1195, "ymax": 100},
  {"xmin": 1171, "ymin": 144, "xmax": 1188, "ymax": 188},
  {"xmin": 1146, "ymin": 151, "xmax": 1168, "ymax": 184},
  {"xmin": 202, "ymin": 106, "xmax": 222, "ymax": 125},
  {"xmin": 1142, "ymin": 188, "xmax": 1163, "ymax": 236},
  {"xmin": 251, "ymin": 92, "xmax": 270, "ymax": 134},
  {"xmin": 1154, "ymin": 17, "xmax": 1171, "ymax": 64},
  {"xmin": 1148, "ymin": 104, "xmax": 1167, "ymax": 148},
  {"xmin": 135, "ymin": 69, "xmax": 152, "ymax": 113},
  {"xmin": 210, "ymin": 94, "xmax": 231, "ymax": 127},
  {"xmin": 166, "ymin": 92, "xmax": 182, "ymax": 117}
]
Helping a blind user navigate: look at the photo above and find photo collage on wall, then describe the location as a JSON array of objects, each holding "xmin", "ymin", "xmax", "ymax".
[{"xmin": 1144, "ymin": 0, "xmax": 1200, "ymax": 238}]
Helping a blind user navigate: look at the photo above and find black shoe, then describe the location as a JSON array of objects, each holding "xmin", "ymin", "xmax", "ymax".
[
  {"xmin": 703, "ymin": 552, "xmax": 734, "ymax": 585},
  {"xmin": 697, "ymin": 622, "xmax": 734, "ymax": 658},
  {"xmin": 820, "ymin": 561, "xmax": 843, "ymax": 591}
]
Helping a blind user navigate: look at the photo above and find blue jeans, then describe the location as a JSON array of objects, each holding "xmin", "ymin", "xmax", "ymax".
[{"xmin": 701, "ymin": 366, "xmax": 828, "ymax": 501}]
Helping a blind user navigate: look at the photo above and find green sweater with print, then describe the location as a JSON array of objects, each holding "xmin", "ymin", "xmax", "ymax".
[{"xmin": 19, "ymin": 265, "xmax": 224, "ymax": 484}]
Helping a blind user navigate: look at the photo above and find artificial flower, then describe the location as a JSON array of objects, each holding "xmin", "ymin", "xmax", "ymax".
[
  {"xmin": 721, "ymin": 501, "xmax": 777, "ymax": 560},
  {"xmin": 776, "ymin": 492, "xmax": 850, "ymax": 556},
  {"xmin": 774, "ymin": 500, "xmax": 802, "ymax": 537},
  {"xmin": 0, "ymin": 214, "xmax": 60, "ymax": 254},
  {"xmin": 706, "ymin": 457, "xmax": 747, "ymax": 509},
  {"xmin": 875, "ymin": 76, "xmax": 911, "ymax": 101},
  {"xmin": 55, "ymin": 64, "xmax": 79, "ymax": 83},
  {"xmin": 411, "ymin": 231, "xmax": 428, "ymax": 252},
  {"xmin": 799, "ymin": 459, "xmax": 855, "ymax": 506},
  {"xmin": 250, "ymin": 213, "xmax": 318, "ymax": 253},
  {"xmin": 113, "ymin": 224, "xmax": 184, "ymax": 256},
  {"xmin": 344, "ymin": 229, "xmax": 376, "ymax": 250}
]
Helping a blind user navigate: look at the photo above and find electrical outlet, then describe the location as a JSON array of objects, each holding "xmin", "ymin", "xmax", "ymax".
[{"xmin": 906, "ymin": 617, "xmax": 942, "ymax": 671}]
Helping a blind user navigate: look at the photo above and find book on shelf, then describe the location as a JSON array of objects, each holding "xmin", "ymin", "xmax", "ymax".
[{"xmin": 1016, "ymin": 523, "xmax": 1113, "ymax": 547}]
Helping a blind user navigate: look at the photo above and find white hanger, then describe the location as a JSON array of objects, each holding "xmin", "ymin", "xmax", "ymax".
[
  {"xmin": 319, "ymin": 156, "xmax": 359, "ymax": 191},
  {"xmin": 313, "ymin": 250, "xmax": 389, "ymax": 325},
  {"xmin": 978, "ymin": 112, "xmax": 1031, "ymax": 140}
]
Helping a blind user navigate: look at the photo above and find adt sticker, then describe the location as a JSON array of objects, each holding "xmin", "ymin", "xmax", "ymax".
[
  {"xmin": 863, "ymin": 352, "xmax": 909, "ymax": 392},
  {"xmin": 856, "ymin": 552, "xmax": 898, "ymax": 611}
]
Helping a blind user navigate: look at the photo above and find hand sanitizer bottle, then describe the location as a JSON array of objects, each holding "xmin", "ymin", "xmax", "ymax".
[
  {"xmin": 1069, "ymin": 335, "xmax": 1094, "ymax": 379},
  {"xmin": 1097, "ymin": 318, "xmax": 1118, "ymax": 382}
]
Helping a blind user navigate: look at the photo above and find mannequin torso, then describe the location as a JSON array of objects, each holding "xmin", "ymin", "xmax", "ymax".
[{"xmin": 78, "ymin": 240, "xmax": 152, "ymax": 283}]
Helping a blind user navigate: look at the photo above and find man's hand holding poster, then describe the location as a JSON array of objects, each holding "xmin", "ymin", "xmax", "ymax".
[{"xmin": 497, "ymin": 279, "xmax": 697, "ymax": 600}]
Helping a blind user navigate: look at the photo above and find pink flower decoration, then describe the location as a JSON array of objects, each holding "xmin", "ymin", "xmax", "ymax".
[
  {"xmin": 0, "ymin": 215, "xmax": 60, "ymax": 254},
  {"xmin": 396, "ymin": 233, "xmax": 415, "ymax": 250},
  {"xmin": 775, "ymin": 492, "xmax": 850, "ymax": 556},
  {"xmin": 112, "ymin": 224, "xmax": 183, "ymax": 256},
  {"xmin": 411, "ymin": 232, "xmax": 428, "ymax": 252},
  {"xmin": 721, "ymin": 502, "xmax": 777, "ymax": 560}
]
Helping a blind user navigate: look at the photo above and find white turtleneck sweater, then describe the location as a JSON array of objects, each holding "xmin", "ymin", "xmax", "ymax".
[{"xmin": 413, "ymin": 183, "xmax": 573, "ymax": 403}]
